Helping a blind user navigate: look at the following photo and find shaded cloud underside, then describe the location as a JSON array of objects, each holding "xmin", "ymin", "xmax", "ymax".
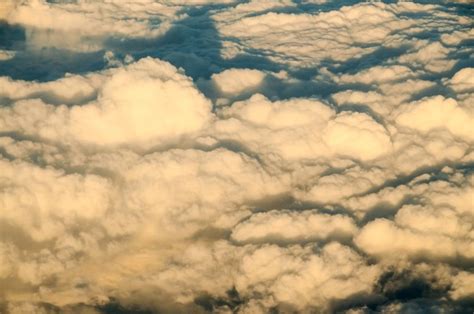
[{"xmin": 0, "ymin": 0, "xmax": 473, "ymax": 313}]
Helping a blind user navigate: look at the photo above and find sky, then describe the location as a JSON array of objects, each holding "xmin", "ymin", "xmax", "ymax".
[{"xmin": 0, "ymin": 0, "xmax": 473, "ymax": 313}]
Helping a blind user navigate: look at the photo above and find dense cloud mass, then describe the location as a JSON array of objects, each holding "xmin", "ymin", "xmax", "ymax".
[{"xmin": 0, "ymin": 0, "xmax": 473, "ymax": 313}]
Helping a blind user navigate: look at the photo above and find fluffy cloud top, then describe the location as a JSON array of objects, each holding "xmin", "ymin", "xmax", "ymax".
[
  {"xmin": 216, "ymin": 2, "xmax": 416, "ymax": 67},
  {"xmin": 5, "ymin": 0, "xmax": 178, "ymax": 51},
  {"xmin": 0, "ymin": 58, "xmax": 213, "ymax": 146},
  {"xmin": 0, "ymin": 0, "xmax": 473, "ymax": 313},
  {"xmin": 214, "ymin": 94, "xmax": 392, "ymax": 161},
  {"xmin": 211, "ymin": 68, "xmax": 266, "ymax": 94},
  {"xmin": 231, "ymin": 210, "xmax": 357, "ymax": 244},
  {"xmin": 395, "ymin": 96, "xmax": 474, "ymax": 141}
]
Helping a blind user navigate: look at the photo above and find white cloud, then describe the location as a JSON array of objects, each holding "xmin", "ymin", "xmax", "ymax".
[
  {"xmin": 338, "ymin": 65, "xmax": 416, "ymax": 85},
  {"xmin": 322, "ymin": 112, "xmax": 392, "ymax": 160},
  {"xmin": 214, "ymin": 94, "xmax": 391, "ymax": 162},
  {"xmin": 441, "ymin": 28, "xmax": 474, "ymax": 46},
  {"xmin": 395, "ymin": 95, "xmax": 474, "ymax": 141},
  {"xmin": 355, "ymin": 218, "xmax": 474, "ymax": 262},
  {"xmin": 0, "ymin": 158, "xmax": 112, "ymax": 241},
  {"xmin": 1, "ymin": 1, "xmax": 473, "ymax": 312},
  {"xmin": 0, "ymin": 58, "xmax": 213, "ymax": 146},
  {"xmin": 211, "ymin": 68, "xmax": 266, "ymax": 94},
  {"xmin": 0, "ymin": 72, "xmax": 104, "ymax": 105},
  {"xmin": 398, "ymin": 42, "xmax": 455, "ymax": 73},
  {"xmin": 6, "ymin": 0, "xmax": 178, "ymax": 51},
  {"xmin": 235, "ymin": 242, "xmax": 380, "ymax": 312},
  {"xmin": 355, "ymin": 174, "xmax": 474, "ymax": 262},
  {"xmin": 116, "ymin": 148, "xmax": 289, "ymax": 238},
  {"xmin": 231, "ymin": 210, "xmax": 357, "ymax": 244},
  {"xmin": 216, "ymin": 2, "xmax": 415, "ymax": 67},
  {"xmin": 449, "ymin": 67, "xmax": 474, "ymax": 93}
]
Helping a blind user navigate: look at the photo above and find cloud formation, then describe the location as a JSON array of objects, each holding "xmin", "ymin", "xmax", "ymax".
[
  {"xmin": 0, "ymin": 0, "xmax": 473, "ymax": 313},
  {"xmin": 0, "ymin": 58, "xmax": 213, "ymax": 146}
]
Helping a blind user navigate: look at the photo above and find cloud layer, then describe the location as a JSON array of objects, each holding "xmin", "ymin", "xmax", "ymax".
[{"xmin": 0, "ymin": 0, "xmax": 473, "ymax": 313}]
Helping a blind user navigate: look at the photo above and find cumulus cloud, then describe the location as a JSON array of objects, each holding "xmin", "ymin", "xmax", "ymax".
[
  {"xmin": 5, "ymin": 0, "xmax": 178, "ymax": 51},
  {"xmin": 395, "ymin": 96, "xmax": 474, "ymax": 141},
  {"xmin": 0, "ymin": 0, "xmax": 473, "ymax": 313},
  {"xmin": 215, "ymin": 1, "xmax": 436, "ymax": 67},
  {"xmin": 0, "ymin": 57, "xmax": 213, "ymax": 146},
  {"xmin": 231, "ymin": 210, "xmax": 357, "ymax": 244},
  {"xmin": 234, "ymin": 242, "xmax": 380, "ymax": 312},
  {"xmin": 449, "ymin": 67, "xmax": 474, "ymax": 93},
  {"xmin": 212, "ymin": 94, "xmax": 392, "ymax": 162},
  {"xmin": 0, "ymin": 159, "xmax": 112, "ymax": 241},
  {"xmin": 211, "ymin": 68, "xmax": 266, "ymax": 95},
  {"xmin": 355, "ymin": 173, "xmax": 474, "ymax": 263}
]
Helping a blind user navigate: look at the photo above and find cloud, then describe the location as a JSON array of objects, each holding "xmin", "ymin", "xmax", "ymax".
[
  {"xmin": 449, "ymin": 67, "xmax": 474, "ymax": 93},
  {"xmin": 211, "ymin": 68, "xmax": 266, "ymax": 95},
  {"xmin": 338, "ymin": 65, "xmax": 417, "ymax": 85},
  {"xmin": 234, "ymin": 242, "xmax": 380, "ymax": 312},
  {"xmin": 398, "ymin": 42, "xmax": 456, "ymax": 73},
  {"xmin": 216, "ymin": 2, "xmax": 418, "ymax": 67},
  {"xmin": 355, "ymin": 218, "xmax": 473, "ymax": 262},
  {"xmin": 355, "ymin": 173, "xmax": 474, "ymax": 262},
  {"xmin": 114, "ymin": 148, "xmax": 289, "ymax": 239},
  {"xmin": 395, "ymin": 95, "xmax": 474, "ymax": 141},
  {"xmin": 231, "ymin": 210, "xmax": 357, "ymax": 244},
  {"xmin": 0, "ymin": 0, "xmax": 15, "ymax": 20},
  {"xmin": 0, "ymin": 158, "xmax": 112, "ymax": 242},
  {"xmin": 0, "ymin": 49, "xmax": 15, "ymax": 61},
  {"xmin": 0, "ymin": 0, "xmax": 473, "ymax": 313},
  {"xmin": 0, "ymin": 57, "xmax": 213, "ymax": 146},
  {"xmin": 213, "ymin": 94, "xmax": 392, "ymax": 162},
  {"xmin": 451, "ymin": 271, "xmax": 474, "ymax": 301},
  {"xmin": 5, "ymin": 0, "xmax": 178, "ymax": 51}
]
